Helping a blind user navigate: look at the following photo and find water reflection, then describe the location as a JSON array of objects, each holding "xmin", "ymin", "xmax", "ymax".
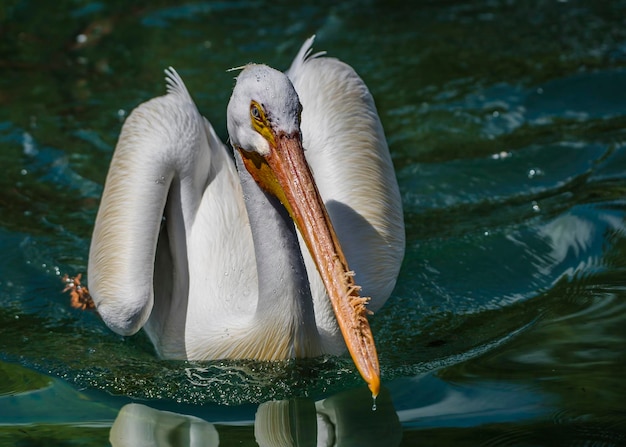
[{"xmin": 110, "ymin": 387, "xmax": 400, "ymax": 447}]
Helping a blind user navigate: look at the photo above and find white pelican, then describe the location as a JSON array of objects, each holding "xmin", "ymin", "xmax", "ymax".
[{"xmin": 87, "ymin": 36, "xmax": 405, "ymax": 396}]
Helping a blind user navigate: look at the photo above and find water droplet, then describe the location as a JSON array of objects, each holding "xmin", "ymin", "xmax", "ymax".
[
  {"xmin": 491, "ymin": 151, "xmax": 511, "ymax": 160},
  {"xmin": 532, "ymin": 201, "xmax": 540, "ymax": 212},
  {"xmin": 76, "ymin": 34, "xmax": 87, "ymax": 44},
  {"xmin": 371, "ymin": 396, "xmax": 377, "ymax": 412}
]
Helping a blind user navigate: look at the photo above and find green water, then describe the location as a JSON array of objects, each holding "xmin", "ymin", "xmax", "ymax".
[{"xmin": 2, "ymin": 0, "xmax": 626, "ymax": 445}]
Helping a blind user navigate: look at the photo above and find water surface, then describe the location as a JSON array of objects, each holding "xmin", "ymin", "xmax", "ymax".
[{"xmin": 1, "ymin": 0, "xmax": 626, "ymax": 445}]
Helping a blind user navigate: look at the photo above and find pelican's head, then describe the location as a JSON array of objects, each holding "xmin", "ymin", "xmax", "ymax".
[
  {"xmin": 227, "ymin": 64, "xmax": 301, "ymax": 156},
  {"xmin": 226, "ymin": 64, "xmax": 381, "ymax": 397}
]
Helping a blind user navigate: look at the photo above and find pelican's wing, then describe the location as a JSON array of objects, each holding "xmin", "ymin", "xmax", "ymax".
[
  {"xmin": 286, "ymin": 37, "xmax": 405, "ymax": 318},
  {"xmin": 87, "ymin": 68, "xmax": 228, "ymax": 337}
]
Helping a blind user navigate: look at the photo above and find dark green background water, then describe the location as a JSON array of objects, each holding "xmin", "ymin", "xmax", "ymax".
[{"xmin": 1, "ymin": 0, "xmax": 626, "ymax": 445}]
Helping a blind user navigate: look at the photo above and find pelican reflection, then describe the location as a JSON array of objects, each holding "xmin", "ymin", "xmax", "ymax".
[{"xmin": 109, "ymin": 387, "xmax": 400, "ymax": 447}]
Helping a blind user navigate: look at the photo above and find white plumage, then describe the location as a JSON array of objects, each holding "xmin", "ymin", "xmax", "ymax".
[{"xmin": 87, "ymin": 36, "xmax": 404, "ymax": 394}]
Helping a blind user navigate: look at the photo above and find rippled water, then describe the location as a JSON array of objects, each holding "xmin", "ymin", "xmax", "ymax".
[{"xmin": 2, "ymin": 0, "xmax": 626, "ymax": 445}]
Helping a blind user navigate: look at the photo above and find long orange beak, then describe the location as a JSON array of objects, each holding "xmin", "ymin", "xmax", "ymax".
[{"xmin": 238, "ymin": 132, "xmax": 380, "ymax": 397}]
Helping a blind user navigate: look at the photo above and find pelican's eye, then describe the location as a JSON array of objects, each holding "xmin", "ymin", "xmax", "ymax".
[
  {"xmin": 250, "ymin": 100, "xmax": 275, "ymax": 147},
  {"xmin": 250, "ymin": 101, "xmax": 264, "ymax": 123}
]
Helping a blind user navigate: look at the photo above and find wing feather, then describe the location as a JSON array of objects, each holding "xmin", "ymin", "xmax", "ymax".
[{"xmin": 88, "ymin": 69, "xmax": 212, "ymax": 336}]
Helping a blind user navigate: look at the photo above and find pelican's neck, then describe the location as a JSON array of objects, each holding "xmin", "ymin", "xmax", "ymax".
[{"xmin": 235, "ymin": 150, "xmax": 321, "ymax": 357}]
